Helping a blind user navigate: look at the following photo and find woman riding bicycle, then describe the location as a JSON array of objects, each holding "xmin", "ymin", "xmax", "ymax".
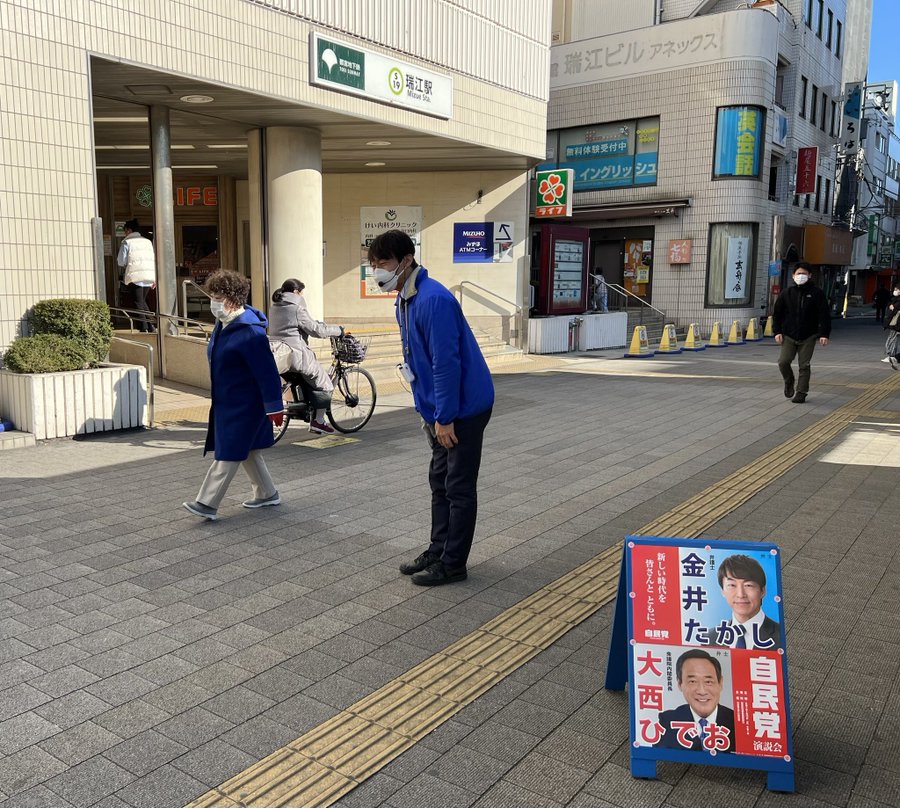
[{"xmin": 268, "ymin": 279, "xmax": 343, "ymax": 434}]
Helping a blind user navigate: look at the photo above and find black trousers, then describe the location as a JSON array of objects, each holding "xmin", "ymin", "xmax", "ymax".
[
  {"xmin": 130, "ymin": 284, "xmax": 155, "ymax": 332},
  {"xmin": 778, "ymin": 335, "xmax": 817, "ymax": 394},
  {"xmin": 425, "ymin": 408, "xmax": 491, "ymax": 571}
]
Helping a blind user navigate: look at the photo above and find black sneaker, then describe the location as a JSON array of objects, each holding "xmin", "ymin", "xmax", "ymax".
[
  {"xmin": 411, "ymin": 560, "xmax": 467, "ymax": 587},
  {"xmin": 791, "ymin": 392, "xmax": 807, "ymax": 404},
  {"xmin": 399, "ymin": 551, "xmax": 439, "ymax": 576},
  {"xmin": 783, "ymin": 379, "xmax": 795, "ymax": 398}
]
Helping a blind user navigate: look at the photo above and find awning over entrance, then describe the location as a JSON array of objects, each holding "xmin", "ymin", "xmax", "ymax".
[
  {"xmin": 534, "ymin": 198, "xmax": 691, "ymax": 223},
  {"xmin": 803, "ymin": 224, "xmax": 853, "ymax": 265}
]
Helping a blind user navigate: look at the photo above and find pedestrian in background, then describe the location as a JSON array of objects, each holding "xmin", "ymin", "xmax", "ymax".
[
  {"xmin": 881, "ymin": 283, "xmax": 900, "ymax": 370},
  {"xmin": 873, "ymin": 284, "xmax": 890, "ymax": 324},
  {"xmin": 772, "ymin": 262, "xmax": 831, "ymax": 404},
  {"xmin": 183, "ymin": 270, "xmax": 284, "ymax": 521},
  {"xmin": 592, "ymin": 269, "xmax": 608, "ymax": 313},
  {"xmin": 368, "ymin": 230, "xmax": 494, "ymax": 586},
  {"xmin": 116, "ymin": 219, "xmax": 156, "ymax": 332}
]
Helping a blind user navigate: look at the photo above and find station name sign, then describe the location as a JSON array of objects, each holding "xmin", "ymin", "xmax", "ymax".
[{"xmin": 310, "ymin": 33, "xmax": 452, "ymax": 119}]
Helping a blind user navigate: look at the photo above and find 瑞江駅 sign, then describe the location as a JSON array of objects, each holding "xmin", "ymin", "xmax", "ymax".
[
  {"xmin": 535, "ymin": 169, "xmax": 574, "ymax": 218},
  {"xmin": 452, "ymin": 222, "xmax": 514, "ymax": 263},
  {"xmin": 311, "ymin": 33, "xmax": 452, "ymax": 119},
  {"xmin": 359, "ymin": 206, "xmax": 422, "ymax": 299},
  {"xmin": 605, "ymin": 536, "xmax": 794, "ymax": 793}
]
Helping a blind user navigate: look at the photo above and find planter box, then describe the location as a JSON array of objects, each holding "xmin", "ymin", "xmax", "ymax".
[{"xmin": 0, "ymin": 364, "xmax": 148, "ymax": 440}]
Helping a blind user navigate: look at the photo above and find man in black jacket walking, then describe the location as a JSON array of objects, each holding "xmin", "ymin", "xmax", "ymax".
[{"xmin": 772, "ymin": 262, "xmax": 831, "ymax": 404}]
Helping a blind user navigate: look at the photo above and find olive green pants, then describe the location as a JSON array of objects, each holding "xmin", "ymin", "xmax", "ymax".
[{"xmin": 778, "ymin": 335, "xmax": 818, "ymax": 394}]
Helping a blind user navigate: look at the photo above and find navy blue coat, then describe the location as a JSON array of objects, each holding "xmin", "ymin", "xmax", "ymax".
[{"xmin": 204, "ymin": 307, "xmax": 284, "ymax": 462}]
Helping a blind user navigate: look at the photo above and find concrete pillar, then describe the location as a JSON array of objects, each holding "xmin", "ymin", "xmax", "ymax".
[
  {"xmin": 266, "ymin": 127, "xmax": 324, "ymax": 316},
  {"xmin": 247, "ymin": 129, "xmax": 265, "ymax": 311},
  {"xmin": 149, "ymin": 105, "xmax": 177, "ymax": 349}
]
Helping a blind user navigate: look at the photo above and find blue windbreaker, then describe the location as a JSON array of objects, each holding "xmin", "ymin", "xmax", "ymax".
[{"xmin": 396, "ymin": 268, "xmax": 494, "ymax": 424}]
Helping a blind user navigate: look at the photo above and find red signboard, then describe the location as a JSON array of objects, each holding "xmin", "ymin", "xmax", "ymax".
[{"xmin": 795, "ymin": 147, "xmax": 818, "ymax": 195}]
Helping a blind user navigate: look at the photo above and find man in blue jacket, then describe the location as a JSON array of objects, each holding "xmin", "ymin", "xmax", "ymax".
[{"xmin": 368, "ymin": 230, "xmax": 494, "ymax": 586}]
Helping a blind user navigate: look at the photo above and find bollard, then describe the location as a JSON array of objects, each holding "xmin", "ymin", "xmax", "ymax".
[
  {"xmin": 745, "ymin": 317, "xmax": 763, "ymax": 342},
  {"xmin": 683, "ymin": 323, "xmax": 706, "ymax": 351},
  {"xmin": 624, "ymin": 325, "xmax": 654, "ymax": 358},
  {"xmin": 707, "ymin": 321, "xmax": 728, "ymax": 348},
  {"xmin": 726, "ymin": 320, "xmax": 746, "ymax": 345},
  {"xmin": 655, "ymin": 324, "xmax": 683, "ymax": 354},
  {"xmin": 763, "ymin": 316, "xmax": 775, "ymax": 338}
]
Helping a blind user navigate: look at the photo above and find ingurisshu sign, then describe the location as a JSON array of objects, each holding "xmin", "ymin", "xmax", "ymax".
[
  {"xmin": 310, "ymin": 33, "xmax": 452, "ymax": 119},
  {"xmin": 606, "ymin": 536, "xmax": 795, "ymax": 793}
]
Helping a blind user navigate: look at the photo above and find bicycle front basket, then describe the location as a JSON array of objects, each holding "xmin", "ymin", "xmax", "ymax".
[{"xmin": 335, "ymin": 334, "xmax": 368, "ymax": 363}]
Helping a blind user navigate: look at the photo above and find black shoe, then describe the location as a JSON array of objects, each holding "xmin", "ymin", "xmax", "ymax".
[
  {"xmin": 783, "ymin": 379, "xmax": 795, "ymax": 399},
  {"xmin": 411, "ymin": 561, "xmax": 467, "ymax": 587},
  {"xmin": 399, "ymin": 551, "xmax": 439, "ymax": 576},
  {"xmin": 791, "ymin": 392, "xmax": 807, "ymax": 404}
]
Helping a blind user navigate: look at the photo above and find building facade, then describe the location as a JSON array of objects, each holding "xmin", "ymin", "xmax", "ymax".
[
  {"xmin": 0, "ymin": 0, "xmax": 551, "ymax": 354},
  {"xmin": 539, "ymin": 0, "xmax": 872, "ymax": 332}
]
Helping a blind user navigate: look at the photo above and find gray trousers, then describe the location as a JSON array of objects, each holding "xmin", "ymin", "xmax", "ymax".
[
  {"xmin": 196, "ymin": 450, "xmax": 276, "ymax": 509},
  {"xmin": 778, "ymin": 335, "xmax": 818, "ymax": 394}
]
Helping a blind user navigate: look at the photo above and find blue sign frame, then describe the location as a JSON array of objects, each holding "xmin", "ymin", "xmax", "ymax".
[
  {"xmin": 713, "ymin": 106, "xmax": 765, "ymax": 179},
  {"xmin": 606, "ymin": 536, "xmax": 795, "ymax": 793}
]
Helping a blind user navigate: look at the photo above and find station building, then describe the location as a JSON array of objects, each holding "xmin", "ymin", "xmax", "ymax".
[
  {"xmin": 0, "ymin": 0, "xmax": 550, "ymax": 364},
  {"xmin": 537, "ymin": 0, "xmax": 871, "ymax": 334}
]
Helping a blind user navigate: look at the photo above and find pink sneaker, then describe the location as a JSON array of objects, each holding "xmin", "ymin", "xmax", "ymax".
[{"xmin": 309, "ymin": 419, "xmax": 335, "ymax": 435}]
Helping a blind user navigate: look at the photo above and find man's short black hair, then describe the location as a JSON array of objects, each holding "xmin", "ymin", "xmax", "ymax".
[
  {"xmin": 794, "ymin": 261, "xmax": 813, "ymax": 273},
  {"xmin": 368, "ymin": 230, "xmax": 416, "ymax": 264},
  {"xmin": 717, "ymin": 554, "xmax": 767, "ymax": 590},
  {"xmin": 676, "ymin": 649, "xmax": 722, "ymax": 683},
  {"xmin": 124, "ymin": 218, "xmax": 139, "ymax": 232}
]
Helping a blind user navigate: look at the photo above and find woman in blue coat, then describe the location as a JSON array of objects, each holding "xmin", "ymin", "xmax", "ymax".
[{"xmin": 183, "ymin": 270, "xmax": 285, "ymax": 521}]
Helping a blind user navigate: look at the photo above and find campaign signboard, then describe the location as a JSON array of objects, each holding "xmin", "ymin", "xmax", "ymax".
[{"xmin": 606, "ymin": 536, "xmax": 794, "ymax": 792}]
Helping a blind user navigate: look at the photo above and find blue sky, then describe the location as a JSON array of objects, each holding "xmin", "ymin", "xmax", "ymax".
[{"xmin": 867, "ymin": 0, "xmax": 899, "ymax": 81}]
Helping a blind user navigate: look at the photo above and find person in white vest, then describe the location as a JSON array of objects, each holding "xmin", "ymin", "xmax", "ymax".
[{"xmin": 117, "ymin": 219, "xmax": 157, "ymax": 332}]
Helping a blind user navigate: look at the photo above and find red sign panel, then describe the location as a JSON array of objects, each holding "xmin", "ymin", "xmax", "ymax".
[{"xmin": 795, "ymin": 147, "xmax": 818, "ymax": 195}]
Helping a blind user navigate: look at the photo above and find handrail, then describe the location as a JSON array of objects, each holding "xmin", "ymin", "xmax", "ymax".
[
  {"xmin": 603, "ymin": 280, "xmax": 667, "ymax": 319},
  {"xmin": 110, "ymin": 335, "xmax": 155, "ymax": 427},
  {"xmin": 458, "ymin": 281, "xmax": 524, "ymax": 349},
  {"xmin": 181, "ymin": 278, "xmax": 211, "ymax": 321},
  {"xmin": 158, "ymin": 312, "xmax": 214, "ymax": 337}
]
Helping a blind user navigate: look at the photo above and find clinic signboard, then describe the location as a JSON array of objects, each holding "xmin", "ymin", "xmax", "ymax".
[
  {"xmin": 713, "ymin": 106, "xmax": 764, "ymax": 178},
  {"xmin": 542, "ymin": 118, "xmax": 659, "ymax": 191},
  {"xmin": 311, "ymin": 33, "xmax": 452, "ymax": 119},
  {"xmin": 359, "ymin": 206, "xmax": 422, "ymax": 298},
  {"xmin": 606, "ymin": 536, "xmax": 794, "ymax": 792},
  {"xmin": 453, "ymin": 222, "xmax": 514, "ymax": 263}
]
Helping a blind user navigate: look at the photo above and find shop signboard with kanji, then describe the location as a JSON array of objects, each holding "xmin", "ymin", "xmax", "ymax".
[{"xmin": 605, "ymin": 536, "xmax": 794, "ymax": 793}]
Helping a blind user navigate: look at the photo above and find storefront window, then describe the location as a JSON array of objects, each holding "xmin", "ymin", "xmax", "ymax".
[
  {"xmin": 713, "ymin": 106, "xmax": 765, "ymax": 179},
  {"xmin": 541, "ymin": 117, "xmax": 659, "ymax": 191},
  {"xmin": 706, "ymin": 223, "xmax": 756, "ymax": 306}
]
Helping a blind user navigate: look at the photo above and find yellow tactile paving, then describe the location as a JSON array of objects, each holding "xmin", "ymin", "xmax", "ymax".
[{"xmin": 185, "ymin": 373, "xmax": 900, "ymax": 808}]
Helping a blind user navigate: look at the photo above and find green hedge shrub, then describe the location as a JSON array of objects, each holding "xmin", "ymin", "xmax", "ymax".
[
  {"xmin": 3, "ymin": 334, "xmax": 91, "ymax": 373},
  {"xmin": 31, "ymin": 299, "xmax": 113, "ymax": 365}
]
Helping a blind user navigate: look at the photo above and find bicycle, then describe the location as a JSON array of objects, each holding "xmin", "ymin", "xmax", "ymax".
[{"xmin": 272, "ymin": 333, "xmax": 376, "ymax": 444}]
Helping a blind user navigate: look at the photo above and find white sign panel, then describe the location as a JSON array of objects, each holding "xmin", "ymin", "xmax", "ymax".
[
  {"xmin": 494, "ymin": 222, "xmax": 514, "ymax": 263},
  {"xmin": 311, "ymin": 33, "xmax": 453, "ymax": 119},
  {"xmin": 550, "ymin": 9, "xmax": 778, "ymax": 89},
  {"xmin": 725, "ymin": 237, "xmax": 750, "ymax": 300},
  {"xmin": 359, "ymin": 206, "xmax": 423, "ymax": 299}
]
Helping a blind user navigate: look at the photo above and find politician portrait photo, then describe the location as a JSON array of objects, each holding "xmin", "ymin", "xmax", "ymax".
[
  {"xmin": 654, "ymin": 648, "xmax": 735, "ymax": 753},
  {"xmin": 715, "ymin": 553, "xmax": 783, "ymax": 650}
]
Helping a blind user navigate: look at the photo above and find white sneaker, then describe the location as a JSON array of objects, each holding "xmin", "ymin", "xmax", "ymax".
[{"xmin": 881, "ymin": 357, "xmax": 892, "ymax": 363}]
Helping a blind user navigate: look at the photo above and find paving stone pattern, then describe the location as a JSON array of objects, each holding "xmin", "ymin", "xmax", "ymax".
[{"xmin": 0, "ymin": 320, "xmax": 897, "ymax": 807}]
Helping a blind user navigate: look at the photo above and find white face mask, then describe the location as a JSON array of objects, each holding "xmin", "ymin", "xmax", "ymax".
[
  {"xmin": 894, "ymin": 290, "xmax": 900, "ymax": 296},
  {"xmin": 210, "ymin": 300, "xmax": 228, "ymax": 321},
  {"xmin": 374, "ymin": 260, "xmax": 407, "ymax": 293},
  {"xmin": 794, "ymin": 274, "xmax": 810, "ymax": 285}
]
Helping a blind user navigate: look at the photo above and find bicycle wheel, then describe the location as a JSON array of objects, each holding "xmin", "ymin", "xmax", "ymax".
[
  {"xmin": 271, "ymin": 380, "xmax": 293, "ymax": 445},
  {"xmin": 328, "ymin": 366, "xmax": 376, "ymax": 433}
]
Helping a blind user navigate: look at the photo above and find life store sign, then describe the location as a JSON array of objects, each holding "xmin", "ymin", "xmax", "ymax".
[
  {"xmin": 310, "ymin": 33, "xmax": 452, "ymax": 119},
  {"xmin": 605, "ymin": 536, "xmax": 795, "ymax": 793},
  {"xmin": 452, "ymin": 222, "xmax": 514, "ymax": 263}
]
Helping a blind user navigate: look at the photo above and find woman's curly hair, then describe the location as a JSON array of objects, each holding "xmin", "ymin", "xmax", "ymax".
[{"xmin": 206, "ymin": 270, "xmax": 250, "ymax": 307}]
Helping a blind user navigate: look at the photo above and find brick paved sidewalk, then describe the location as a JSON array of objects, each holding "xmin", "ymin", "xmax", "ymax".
[{"xmin": 0, "ymin": 318, "xmax": 897, "ymax": 807}]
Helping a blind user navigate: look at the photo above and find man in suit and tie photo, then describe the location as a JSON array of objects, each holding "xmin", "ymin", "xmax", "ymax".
[
  {"xmin": 655, "ymin": 649, "xmax": 735, "ymax": 752},
  {"xmin": 717, "ymin": 554, "xmax": 782, "ymax": 650}
]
